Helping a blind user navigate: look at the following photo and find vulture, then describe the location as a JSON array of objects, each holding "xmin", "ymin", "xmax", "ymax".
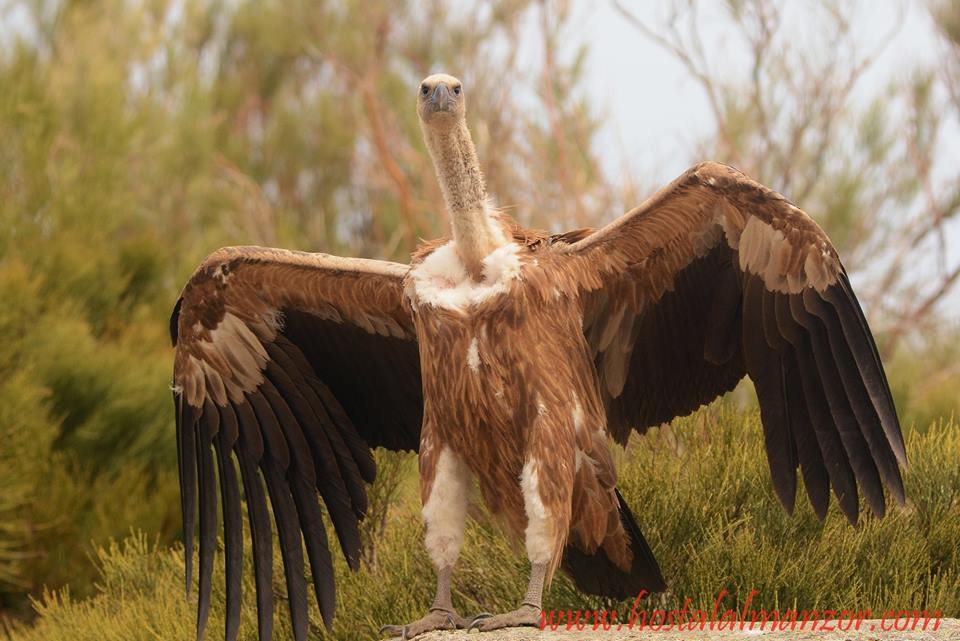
[{"xmin": 171, "ymin": 73, "xmax": 907, "ymax": 640}]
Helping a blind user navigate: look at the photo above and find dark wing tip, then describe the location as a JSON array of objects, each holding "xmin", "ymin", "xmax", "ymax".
[
  {"xmin": 170, "ymin": 297, "xmax": 183, "ymax": 346},
  {"xmin": 215, "ymin": 406, "xmax": 243, "ymax": 641},
  {"xmin": 175, "ymin": 390, "xmax": 198, "ymax": 599},
  {"xmin": 234, "ymin": 401, "xmax": 275, "ymax": 641},
  {"xmin": 196, "ymin": 400, "xmax": 221, "ymax": 641},
  {"xmin": 174, "ymin": 285, "xmax": 422, "ymax": 640}
]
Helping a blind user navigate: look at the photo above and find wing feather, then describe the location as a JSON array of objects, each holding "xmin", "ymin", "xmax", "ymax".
[
  {"xmin": 272, "ymin": 336, "xmax": 377, "ymax": 485},
  {"xmin": 247, "ymin": 391, "xmax": 309, "ymax": 641},
  {"xmin": 196, "ymin": 399, "xmax": 220, "ymax": 641},
  {"xmin": 258, "ymin": 380, "xmax": 337, "ymax": 627},
  {"xmin": 232, "ymin": 402, "xmax": 273, "ymax": 641},
  {"xmin": 564, "ymin": 162, "xmax": 905, "ymax": 524},
  {"xmin": 266, "ymin": 342, "xmax": 367, "ymax": 510},
  {"xmin": 802, "ymin": 290, "xmax": 905, "ymax": 502},
  {"xmin": 174, "ymin": 391, "xmax": 198, "ymax": 597},
  {"xmin": 171, "ymin": 247, "xmax": 421, "ymax": 639},
  {"xmin": 777, "ymin": 284, "xmax": 860, "ymax": 524},
  {"xmin": 742, "ymin": 278, "xmax": 797, "ymax": 513},
  {"xmin": 214, "ymin": 405, "xmax": 243, "ymax": 641},
  {"xmin": 781, "ymin": 348, "xmax": 831, "ymax": 519},
  {"xmin": 826, "ymin": 276, "xmax": 907, "ymax": 466},
  {"xmin": 262, "ymin": 366, "xmax": 360, "ymax": 560},
  {"xmin": 789, "ymin": 292, "xmax": 885, "ymax": 519},
  {"xmin": 266, "ymin": 344, "xmax": 368, "ymax": 520}
]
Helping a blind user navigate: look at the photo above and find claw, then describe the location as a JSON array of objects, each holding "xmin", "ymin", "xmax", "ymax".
[
  {"xmin": 380, "ymin": 610, "xmax": 468, "ymax": 639},
  {"xmin": 378, "ymin": 623, "xmax": 409, "ymax": 640},
  {"xmin": 467, "ymin": 612, "xmax": 493, "ymax": 632}
]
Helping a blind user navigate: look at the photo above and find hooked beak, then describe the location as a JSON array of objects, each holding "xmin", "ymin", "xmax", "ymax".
[{"xmin": 429, "ymin": 84, "xmax": 452, "ymax": 112}]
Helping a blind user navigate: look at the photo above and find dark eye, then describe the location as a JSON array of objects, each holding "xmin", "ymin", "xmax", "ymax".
[
  {"xmin": 421, "ymin": 84, "xmax": 429, "ymax": 96},
  {"xmin": 453, "ymin": 85, "xmax": 461, "ymax": 95}
]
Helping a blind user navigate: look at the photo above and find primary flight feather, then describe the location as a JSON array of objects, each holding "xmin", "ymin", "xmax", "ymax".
[{"xmin": 170, "ymin": 72, "xmax": 906, "ymax": 640}]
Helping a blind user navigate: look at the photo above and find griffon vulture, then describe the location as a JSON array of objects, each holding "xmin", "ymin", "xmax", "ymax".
[{"xmin": 171, "ymin": 73, "xmax": 906, "ymax": 640}]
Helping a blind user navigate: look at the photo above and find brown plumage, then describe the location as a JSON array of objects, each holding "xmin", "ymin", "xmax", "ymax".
[{"xmin": 171, "ymin": 74, "xmax": 906, "ymax": 641}]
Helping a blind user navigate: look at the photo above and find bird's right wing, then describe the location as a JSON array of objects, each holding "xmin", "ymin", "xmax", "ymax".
[{"xmin": 171, "ymin": 246, "xmax": 422, "ymax": 641}]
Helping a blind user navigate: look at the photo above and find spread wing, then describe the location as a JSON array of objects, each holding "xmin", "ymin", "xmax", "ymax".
[
  {"xmin": 560, "ymin": 162, "xmax": 906, "ymax": 526},
  {"xmin": 171, "ymin": 246, "xmax": 421, "ymax": 641}
]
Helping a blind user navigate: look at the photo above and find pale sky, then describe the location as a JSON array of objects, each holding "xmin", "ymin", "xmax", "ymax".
[
  {"xmin": 561, "ymin": 0, "xmax": 960, "ymax": 317},
  {"xmin": 573, "ymin": 0, "xmax": 952, "ymax": 181}
]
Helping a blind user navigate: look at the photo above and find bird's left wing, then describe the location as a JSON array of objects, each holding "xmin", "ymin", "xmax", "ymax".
[
  {"xmin": 171, "ymin": 246, "xmax": 421, "ymax": 641},
  {"xmin": 558, "ymin": 162, "xmax": 906, "ymax": 526}
]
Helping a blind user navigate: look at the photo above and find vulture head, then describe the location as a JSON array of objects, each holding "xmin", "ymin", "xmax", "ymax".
[{"xmin": 417, "ymin": 73, "xmax": 465, "ymax": 128}]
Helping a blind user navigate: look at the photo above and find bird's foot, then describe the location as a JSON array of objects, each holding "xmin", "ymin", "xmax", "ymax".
[
  {"xmin": 379, "ymin": 608, "xmax": 469, "ymax": 640},
  {"xmin": 468, "ymin": 603, "xmax": 541, "ymax": 632}
]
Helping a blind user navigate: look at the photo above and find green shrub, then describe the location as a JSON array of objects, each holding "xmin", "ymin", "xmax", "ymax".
[{"xmin": 5, "ymin": 408, "xmax": 957, "ymax": 640}]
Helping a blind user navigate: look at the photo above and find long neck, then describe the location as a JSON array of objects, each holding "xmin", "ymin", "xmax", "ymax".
[{"xmin": 423, "ymin": 120, "xmax": 505, "ymax": 280}]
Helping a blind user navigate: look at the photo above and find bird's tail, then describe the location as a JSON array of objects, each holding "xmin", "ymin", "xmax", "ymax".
[{"xmin": 561, "ymin": 488, "xmax": 665, "ymax": 599}]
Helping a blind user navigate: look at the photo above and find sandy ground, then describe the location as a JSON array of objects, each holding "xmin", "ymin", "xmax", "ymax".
[{"xmin": 410, "ymin": 619, "xmax": 959, "ymax": 640}]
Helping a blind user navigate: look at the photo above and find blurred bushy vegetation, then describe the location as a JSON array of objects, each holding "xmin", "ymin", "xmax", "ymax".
[
  {"xmin": 0, "ymin": 0, "xmax": 601, "ymax": 620},
  {"xmin": 0, "ymin": 0, "xmax": 958, "ymax": 636}
]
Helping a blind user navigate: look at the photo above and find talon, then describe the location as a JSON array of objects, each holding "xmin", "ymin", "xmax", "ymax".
[
  {"xmin": 378, "ymin": 623, "xmax": 410, "ymax": 640},
  {"xmin": 379, "ymin": 608, "xmax": 470, "ymax": 638},
  {"xmin": 468, "ymin": 613, "xmax": 492, "ymax": 632}
]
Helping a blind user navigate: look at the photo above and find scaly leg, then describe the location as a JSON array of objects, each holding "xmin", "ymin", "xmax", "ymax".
[
  {"xmin": 469, "ymin": 562, "xmax": 546, "ymax": 631},
  {"xmin": 379, "ymin": 566, "xmax": 469, "ymax": 640}
]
